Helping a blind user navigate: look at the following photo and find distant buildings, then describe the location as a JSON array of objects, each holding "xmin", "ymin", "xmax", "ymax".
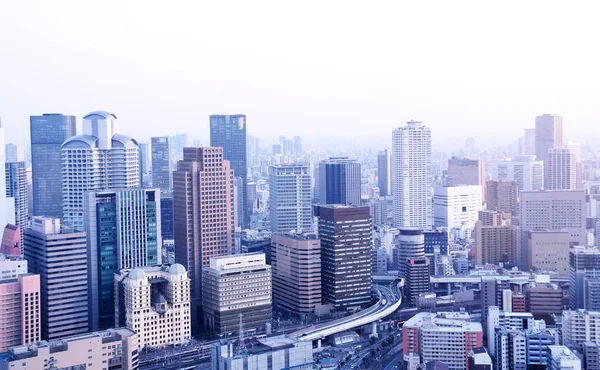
[
  {"xmin": 24, "ymin": 217, "xmax": 88, "ymax": 340},
  {"xmin": 497, "ymin": 155, "xmax": 543, "ymax": 191},
  {"xmin": 30, "ymin": 113, "xmax": 76, "ymax": 218},
  {"xmin": 271, "ymin": 233, "xmax": 321, "ymax": 316},
  {"xmin": 5, "ymin": 161, "xmax": 27, "ymax": 249},
  {"xmin": 446, "ymin": 156, "xmax": 485, "ymax": 198},
  {"xmin": 210, "ymin": 114, "xmax": 248, "ymax": 227},
  {"xmin": 547, "ymin": 148, "xmax": 577, "ymax": 190},
  {"xmin": 0, "ymin": 328, "xmax": 138, "ymax": 370},
  {"xmin": 160, "ymin": 192, "xmax": 174, "ymax": 240},
  {"xmin": 174, "ymin": 147, "xmax": 235, "ymax": 324},
  {"xmin": 378, "ymin": 149, "xmax": 389, "ymax": 196},
  {"xmin": 202, "ymin": 254, "xmax": 272, "ymax": 335},
  {"xmin": 315, "ymin": 205, "xmax": 372, "ymax": 310},
  {"xmin": 151, "ymin": 136, "xmax": 173, "ymax": 192},
  {"xmin": 268, "ymin": 164, "xmax": 312, "ymax": 233},
  {"xmin": 535, "ymin": 114, "xmax": 563, "ymax": 185},
  {"xmin": 84, "ymin": 188, "xmax": 162, "ymax": 331},
  {"xmin": 115, "ymin": 265, "xmax": 191, "ymax": 349},
  {"xmin": 403, "ymin": 311, "xmax": 483, "ymax": 370},
  {"xmin": 0, "ymin": 273, "xmax": 40, "ymax": 352},
  {"xmin": 61, "ymin": 111, "xmax": 139, "ymax": 231},
  {"xmin": 392, "ymin": 120, "xmax": 432, "ymax": 229},
  {"xmin": 138, "ymin": 141, "xmax": 151, "ymax": 186},
  {"xmin": 318, "ymin": 157, "xmax": 361, "ymax": 206},
  {"xmin": 433, "ymin": 185, "xmax": 482, "ymax": 229}
]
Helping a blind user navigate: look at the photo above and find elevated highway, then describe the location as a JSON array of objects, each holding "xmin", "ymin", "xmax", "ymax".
[{"xmin": 291, "ymin": 279, "xmax": 404, "ymax": 342}]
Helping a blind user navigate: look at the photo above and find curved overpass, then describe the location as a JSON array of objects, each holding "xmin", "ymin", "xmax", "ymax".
[{"xmin": 291, "ymin": 279, "xmax": 404, "ymax": 342}]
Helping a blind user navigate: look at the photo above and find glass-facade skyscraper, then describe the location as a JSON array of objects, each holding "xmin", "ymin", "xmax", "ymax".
[
  {"xmin": 318, "ymin": 157, "xmax": 361, "ymax": 206},
  {"xmin": 151, "ymin": 136, "xmax": 173, "ymax": 192},
  {"xmin": 210, "ymin": 114, "xmax": 248, "ymax": 227},
  {"xmin": 30, "ymin": 113, "xmax": 76, "ymax": 218},
  {"xmin": 5, "ymin": 161, "xmax": 28, "ymax": 249},
  {"xmin": 84, "ymin": 188, "xmax": 161, "ymax": 331}
]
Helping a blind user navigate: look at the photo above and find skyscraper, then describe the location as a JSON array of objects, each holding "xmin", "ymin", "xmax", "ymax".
[
  {"xmin": 485, "ymin": 180, "xmax": 518, "ymax": 214},
  {"xmin": 319, "ymin": 157, "xmax": 361, "ymax": 206},
  {"xmin": 293, "ymin": 136, "xmax": 302, "ymax": 156},
  {"xmin": 497, "ymin": 155, "xmax": 544, "ymax": 191},
  {"xmin": 5, "ymin": 144, "xmax": 24, "ymax": 163},
  {"xmin": 61, "ymin": 111, "xmax": 139, "ymax": 231},
  {"xmin": 535, "ymin": 114, "xmax": 563, "ymax": 184},
  {"xmin": 315, "ymin": 205, "xmax": 372, "ymax": 310},
  {"xmin": 138, "ymin": 142, "xmax": 151, "ymax": 186},
  {"xmin": 395, "ymin": 228, "xmax": 430, "ymax": 306},
  {"xmin": 475, "ymin": 210, "xmax": 517, "ymax": 266},
  {"xmin": 0, "ymin": 120, "xmax": 15, "ymax": 232},
  {"xmin": 151, "ymin": 136, "xmax": 173, "ymax": 192},
  {"xmin": 269, "ymin": 164, "xmax": 313, "ymax": 233},
  {"xmin": 210, "ymin": 114, "xmax": 248, "ymax": 227},
  {"xmin": 30, "ymin": 113, "xmax": 76, "ymax": 218},
  {"xmin": 547, "ymin": 148, "xmax": 577, "ymax": 190},
  {"xmin": 173, "ymin": 147, "xmax": 235, "ymax": 323},
  {"xmin": 377, "ymin": 150, "xmax": 389, "ymax": 197},
  {"xmin": 84, "ymin": 188, "xmax": 161, "ymax": 331},
  {"xmin": 569, "ymin": 245, "xmax": 600, "ymax": 309},
  {"xmin": 5, "ymin": 161, "xmax": 27, "ymax": 249},
  {"xmin": 24, "ymin": 217, "xmax": 88, "ymax": 340},
  {"xmin": 392, "ymin": 120, "xmax": 432, "ymax": 229},
  {"xmin": 524, "ymin": 128, "xmax": 536, "ymax": 155}
]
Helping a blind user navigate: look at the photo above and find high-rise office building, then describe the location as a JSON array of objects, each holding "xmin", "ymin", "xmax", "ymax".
[
  {"xmin": 535, "ymin": 114, "xmax": 563, "ymax": 184},
  {"xmin": 160, "ymin": 192, "xmax": 174, "ymax": 240},
  {"xmin": 524, "ymin": 128, "xmax": 536, "ymax": 155},
  {"xmin": 170, "ymin": 133, "xmax": 188, "ymax": 161},
  {"xmin": 271, "ymin": 232, "xmax": 322, "ymax": 315},
  {"xmin": 563, "ymin": 310, "xmax": 600, "ymax": 352},
  {"xmin": 269, "ymin": 164, "xmax": 313, "ymax": 233},
  {"xmin": 293, "ymin": 136, "xmax": 302, "ymax": 156},
  {"xmin": 210, "ymin": 114, "xmax": 248, "ymax": 227},
  {"xmin": 24, "ymin": 217, "xmax": 88, "ymax": 340},
  {"xmin": 475, "ymin": 211, "xmax": 517, "ymax": 266},
  {"xmin": 525, "ymin": 281, "xmax": 563, "ymax": 314},
  {"xmin": 497, "ymin": 155, "xmax": 544, "ymax": 191},
  {"xmin": 151, "ymin": 136, "xmax": 173, "ymax": 192},
  {"xmin": 61, "ymin": 111, "xmax": 139, "ymax": 231},
  {"xmin": 202, "ymin": 253, "xmax": 272, "ymax": 334},
  {"xmin": 30, "ymin": 113, "xmax": 76, "ymax": 218},
  {"xmin": 84, "ymin": 188, "xmax": 161, "ymax": 331},
  {"xmin": 392, "ymin": 120, "xmax": 432, "ymax": 229},
  {"xmin": 485, "ymin": 180, "xmax": 518, "ymax": 214},
  {"xmin": 0, "ymin": 273, "xmax": 40, "ymax": 352},
  {"xmin": 319, "ymin": 157, "xmax": 361, "ymax": 206},
  {"xmin": 378, "ymin": 150, "xmax": 389, "ymax": 197},
  {"xmin": 115, "ymin": 265, "xmax": 191, "ymax": 349},
  {"xmin": 5, "ymin": 144, "xmax": 24, "ymax": 163},
  {"xmin": 0, "ymin": 121, "xmax": 15, "ymax": 233},
  {"xmin": 395, "ymin": 228, "xmax": 430, "ymax": 306},
  {"xmin": 433, "ymin": 185, "xmax": 482, "ymax": 229},
  {"xmin": 173, "ymin": 147, "xmax": 235, "ymax": 323},
  {"xmin": 315, "ymin": 205, "xmax": 372, "ymax": 310},
  {"xmin": 569, "ymin": 246, "xmax": 600, "ymax": 309},
  {"xmin": 5, "ymin": 161, "xmax": 27, "ymax": 249},
  {"xmin": 138, "ymin": 142, "xmax": 151, "ymax": 186},
  {"xmin": 447, "ymin": 156, "xmax": 485, "ymax": 192},
  {"xmin": 527, "ymin": 230, "xmax": 570, "ymax": 277},
  {"xmin": 547, "ymin": 148, "xmax": 577, "ymax": 190},
  {"xmin": 520, "ymin": 190, "xmax": 586, "ymax": 246}
]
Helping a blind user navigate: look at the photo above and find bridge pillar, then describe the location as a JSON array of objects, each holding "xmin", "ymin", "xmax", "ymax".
[
  {"xmin": 317, "ymin": 339, "xmax": 322, "ymax": 351},
  {"xmin": 370, "ymin": 322, "xmax": 378, "ymax": 338}
]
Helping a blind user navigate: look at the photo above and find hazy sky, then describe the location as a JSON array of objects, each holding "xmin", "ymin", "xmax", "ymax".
[{"xmin": 1, "ymin": 1, "xmax": 599, "ymax": 147}]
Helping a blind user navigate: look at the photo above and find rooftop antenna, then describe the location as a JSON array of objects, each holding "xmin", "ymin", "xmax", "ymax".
[{"xmin": 239, "ymin": 313, "xmax": 246, "ymax": 352}]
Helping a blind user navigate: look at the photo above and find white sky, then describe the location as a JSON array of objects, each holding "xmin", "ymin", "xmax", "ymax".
[{"xmin": 0, "ymin": 1, "xmax": 599, "ymax": 147}]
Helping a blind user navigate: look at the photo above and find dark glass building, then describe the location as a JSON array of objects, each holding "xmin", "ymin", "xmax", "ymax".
[
  {"xmin": 160, "ymin": 193, "xmax": 174, "ymax": 240},
  {"xmin": 5, "ymin": 161, "xmax": 28, "ymax": 248},
  {"xmin": 318, "ymin": 157, "xmax": 361, "ymax": 206},
  {"xmin": 424, "ymin": 230, "xmax": 449, "ymax": 255},
  {"xmin": 378, "ymin": 150, "xmax": 389, "ymax": 197},
  {"xmin": 30, "ymin": 113, "xmax": 76, "ymax": 218},
  {"xmin": 210, "ymin": 114, "xmax": 248, "ymax": 227},
  {"xmin": 315, "ymin": 204, "xmax": 372, "ymax": 310},
  {"xmin": 570, "ymin": 245, "xmax": 600, "ymax": 309},
  {"xmin": 151, "ymin": 136, "xmax": 173, "ymax": 193}
]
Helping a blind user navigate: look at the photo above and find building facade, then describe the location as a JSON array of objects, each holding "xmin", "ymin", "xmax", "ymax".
[
  {"xmin": 497, "ymin": 155, "xmax": 544, "ymax": 191},
  {"xmin": 173, "ymin": 147, "xmax": 235, "ymax": 324},
  {"xmin": 475, "ymin": 211, "xmax": 517, "ymax": 266},
  {"xmin": 315, "ymin": 205, "xmax": 372, "ymax": 310},
  {"xmin": 114, "ymin": 265, "xmax": 191, "ymax": 349},
  {"xmin": 202, "ymin": 254, "xmax": 272, "ymax": 334},
  {"xmin": 30, "ymin": 113, "xmax": 76, "ymax": 218},
  {"xmin": 547, "ymin": 148, "xmax": 577, "ymax": 190},
  {"xmin": 268, "ymin": 164, "xmax": 313, "ymax": 233},
  {"xmin": 447, "ymin": 156, "xmax": 485, "ymax": 198},
  {"xmin": 319, "ymin": 157, "xmax": 361, "ymax": 206},
  {"xmin": 527, "ymin": 230, "xmax": 570, "ymax": 276},
  {"xmin": 85, "ymin": 188, "xmax": 162, "ymax": 331},
  {"xmin": 5, "ymin": 161, "xmax": 27, "ymax": 249},
  {"xmin": 210, "ymin": 114, "xmax": 248, "ymax": 227},
  {"xmin": 151, "ymin": 136, "xmax": 173, "ymax": 193},
  {"xmin": 433, "ymin": 185, "xmax": 482, "ymax": 229},
  {"xmin": 570, "ymin": 245, "xmax": 600, "ymax": 309},
  {"xmin": 271, "ymin": 233, "xmax": 322, "ymax": 315},
  {"xmin": 61, "ymin": 111, "xmax": 139, "ymax": 231},
  {"xmin": 378, "ymin": 149, "xmax": 389, "ymax": 196},
  {"xmin": 392, "ymin": 120, "xmax": 432, "ymax": 229},
  {"xmin": 0, "ymin": 274, "xmax": 40, "ymax": 352},
  {"xmin": 485, "ymin": 180, "xmax": 518, "ymax": 214},
  {"xmin": 24, "ymin": 217, "xmax": 88, "ymax": 340}
]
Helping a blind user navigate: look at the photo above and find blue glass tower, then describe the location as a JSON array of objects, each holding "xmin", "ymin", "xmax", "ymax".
[
  {"xmin": 30, "ymin": 113, "xmax": 76, "ymax": 218},
  {"xmin": 319, "ymin": 157, "xmax": 361, "ymax": 206}
]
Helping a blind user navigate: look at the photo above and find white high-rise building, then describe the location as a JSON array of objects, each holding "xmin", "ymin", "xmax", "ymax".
[
  {"xmin": 392, "ymin": 120, "xmax": 432, "ymax": 229},
  {"xmin": 547, "ymin": 148, "xmax": 577, "ymax": 190},
  {"xmin": 0, "ymin": 119, "xmax": 15, "ymax": 230},
  {"xmin": 563, "ymin": 310, "xmax": 600, "ymax": 352},
  {"xmin": 61, "ymin": 111, "xmax": 139, "ymax": 231},
  {"xmin": 5, "ymin": 144, "xmax": 25, "ymax": 163},
  {"xmin": 497, "ymin": 155, "xmax": 544, "ymax": 191},
  {"xmin": 115, "ymin": 265, "xmax": 191, "ymax": 349},
  {"xmin": 269, "ymin": 164, "xmax": 313, "ymax": 233},
  {"xmin": 433, "ymin": 185, "xmax": 482, "ymax": 229}
]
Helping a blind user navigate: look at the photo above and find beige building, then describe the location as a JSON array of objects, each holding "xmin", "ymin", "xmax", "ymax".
[
  {"xmin": 0, "ymin": 273, "xmax": 40, "ymax": 352},
  {"xmin": 527, "ymin": 230, "xmax": 570, "ymax": 276},
  {"xmin": 0, "ymin": 328, "xmax": 138, "ymax": 370},
  {"xmin": 486, "ymin": 180, "xmax": 518, "ymax": 214},
  {"xmin": 271, "ymin": 233, "xmax": 322, "ymax": 315},
  {"xmin": 114, "ymin": 264, "xmax": 191, "ymax": 349},
  {"xmin": 475, "ymin": 211, "xmax": 517, "ymax": 266}
]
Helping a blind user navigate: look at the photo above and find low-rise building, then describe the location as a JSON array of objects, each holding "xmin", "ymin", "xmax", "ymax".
[{"xmin": 0, "ymin": 328, "xmax": 138, "ymax": 370}]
